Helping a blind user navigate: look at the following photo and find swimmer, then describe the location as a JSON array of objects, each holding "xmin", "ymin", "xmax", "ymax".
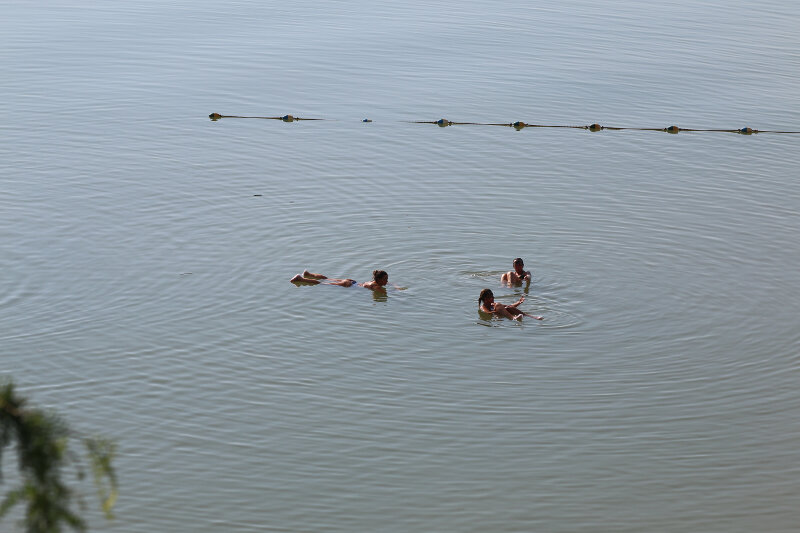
[
  {"xmin": 478, "ymin": 288, "xmax": 542, "ymax": 320},
  {"xmin": 501, "ymin": 257, "xmax": 531, "ymax": 284},
  {"xmin": 290, "ymin": 269, "xmax": 390, "ymax": 292}
]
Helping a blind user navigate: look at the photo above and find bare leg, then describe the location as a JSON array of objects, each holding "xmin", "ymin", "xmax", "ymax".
[
  {"xmin": 492, "ymin": 303, "xmax": 518, "ymax": 320},
  {"xmin": 505, "ymin": 302, "xmax": 543, "ymax": 320},
  {"xmin": 505, "ymin": 307, "xmax": 524, "ymax": 320},
  {"xmin": 326, "ymin": 278, "xmax": 357, "ymax": 287},
  {"xmin": 517, "ymin": 310, "xmax": 543, "ymax": 320}
]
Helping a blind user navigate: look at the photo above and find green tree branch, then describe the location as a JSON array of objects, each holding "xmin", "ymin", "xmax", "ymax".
[{"xmin": 0, "ymin": 381, "xmax": 117, "ymax": 533}]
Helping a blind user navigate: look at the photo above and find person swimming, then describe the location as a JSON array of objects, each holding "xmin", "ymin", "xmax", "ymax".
[
  {"xmin": 478, "ymin": 288, "xmax": 542, "ymax": 320},
  {"xmin": 290, "ymin": 269, "xmax": 389, "ymax": 292},
  {"xmin": 501, "ymin": 257, "xmax": 532, "ymax": 284}
]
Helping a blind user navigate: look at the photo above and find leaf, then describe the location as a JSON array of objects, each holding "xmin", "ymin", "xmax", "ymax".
[
  {"xmin": 84, "ymin": 437, "xmax": 118, "ymax": 520},
  {"xmin": 0, "ymin": 487, "xmax": 25, "ymax": 517}
]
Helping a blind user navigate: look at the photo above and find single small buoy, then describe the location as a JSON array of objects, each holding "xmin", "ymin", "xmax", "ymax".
[
  {"xmin": 512, "ymin": 121, "xmax": 527, "ymax": 130},
  {"xmin": 436, "ymin": 118, "xmax": 451, "ymax": 127},
  {"xmin": 738, "ymin": 127, "xmax": 754, "ymax": 135},
  {"xmin": 666, "ymin": 125, "xmax": 680, "ymax": 133},
  {"xmin": 589, "ymin": 123, "xmax": 602, "ymax": 131},
  {"xmin": 281, "ymin": 115, "xmax": 295, "ymax": 122},
  {"xmin": 362, "ymin": 118, "xmax": 372, "ymax": 123},
  {"xmin": 209, "ymin": 112, "xmax": 222, "ymax": 120}
]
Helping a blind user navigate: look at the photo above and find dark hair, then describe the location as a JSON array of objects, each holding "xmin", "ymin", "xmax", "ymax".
[
  {"xmin": 372, "ymin": 270, "xmax": 388, "ymax": 282},
  {"xmin": 478, "ymin": 288, "xmax": 493, "ymax": 305},
  {"xmin": 513, "ymin": 257, "xmax": 524, "ymax": 266}
]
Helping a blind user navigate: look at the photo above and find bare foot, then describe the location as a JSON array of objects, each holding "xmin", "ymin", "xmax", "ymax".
[
  {"xmin": 291, "ymin": 274, "xmax": 320, "ymax": 284},
  {"xmin": 302, "ymin": 270, "xmax": 326, "ymax": 279}
]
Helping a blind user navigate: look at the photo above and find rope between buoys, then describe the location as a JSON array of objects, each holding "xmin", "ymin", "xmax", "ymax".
[{"xmin": 208, "ymin": 114, "xmax": 800, "ymax": 134}]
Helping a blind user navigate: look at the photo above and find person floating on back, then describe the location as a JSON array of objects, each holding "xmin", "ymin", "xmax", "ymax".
[
  {"xmin": 478, "ymin": 289, "xmax": 542, "ymax": 320},
  {"xmin": 501, "ymin": 257, "xmax": 531, "ymax": 285},
  {"xmin": 290, "ymin": 269, "xmax": 389, "ymax": 292}
]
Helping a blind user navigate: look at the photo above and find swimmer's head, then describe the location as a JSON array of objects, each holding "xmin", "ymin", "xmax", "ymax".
[
  {"xmin": 513, "ymin": 257, "xmax": 525, "ymax": 274},
  {"xmin": 478, "ymin": 288, "xmax": 494, "ymax": 305},
  {"xmin": 372, "ymin": 270, "xmax": 389, "ymax": 286}
]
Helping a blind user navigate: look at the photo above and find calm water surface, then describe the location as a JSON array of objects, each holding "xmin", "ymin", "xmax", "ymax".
[{"xmin": 2, "ymin": 1, "xmax": 799, "ymax": 531}]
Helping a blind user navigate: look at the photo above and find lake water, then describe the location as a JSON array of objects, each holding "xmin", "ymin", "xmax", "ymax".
[{"xmin": 2, "ymin": 1, "xmax": 799, "ymax": 531}]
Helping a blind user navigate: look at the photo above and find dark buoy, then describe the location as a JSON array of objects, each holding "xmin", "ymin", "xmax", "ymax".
[
  {"xmin": 436, "ymin": 118, "xmax": 451, "ymax": 127},
  {"xmin": 512, "ymin": 121, "xmax": 527, "ymax": 130},
  {"xmin": 589, "ymin": 123, "xmax": 603, "ymax": 131},
  {"xmin": 281, "ymin": 115, "xmax": 295, "ymax": 122},
  {"xmin": 666, "ymin": 125, "xmax": 680, "ymax": 134},
  {"xmin": 738, "ymin": 127, "xmax": 754, "ymax": 135},
  {"xmin": 362, "ymin": 118, "xmax": 372, "ymax": 123},
  {"xmin": 209, "ymin": 112, "xmax": 222, "ymax": 120}
]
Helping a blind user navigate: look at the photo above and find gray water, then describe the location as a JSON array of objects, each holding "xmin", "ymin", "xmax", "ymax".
[{"xmin": 2, "ymin": 1, "xmax": 799, "ymax": 531}]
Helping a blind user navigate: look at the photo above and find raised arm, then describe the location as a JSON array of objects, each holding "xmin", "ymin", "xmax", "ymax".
[
  {"xmin": 507, "ymin": 295, "xmax": 525, "ymax": 308},
  {"xmin": 505, "ymin": 296, "xmax": 543, "ymax": 320}
]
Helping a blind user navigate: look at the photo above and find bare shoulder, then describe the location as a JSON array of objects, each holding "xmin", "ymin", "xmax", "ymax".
[{"xmin": 361, "ymin": 281, "xmax": 385, "ymax": 291}]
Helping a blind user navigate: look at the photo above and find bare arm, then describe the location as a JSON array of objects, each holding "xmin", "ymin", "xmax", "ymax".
[
  {"xmin": 507, "ymin": 296, "xmax": 525, "ymax": 309},
  {"xmin": 505, "ymin": 296, "xmax": 543, "ymax": 319},
  {"xmin": 327, "ymin": 279, "xmax": 356, "ymax": 287}
]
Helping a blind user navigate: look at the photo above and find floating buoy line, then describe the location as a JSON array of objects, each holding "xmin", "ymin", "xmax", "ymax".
[
  {"xmin": 208, "ymin": 113, "xmax": 322, "ymax": 122},
  {"xmin": 208, "ymin": 113, "xmax": 799, "ymax": 135}
]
